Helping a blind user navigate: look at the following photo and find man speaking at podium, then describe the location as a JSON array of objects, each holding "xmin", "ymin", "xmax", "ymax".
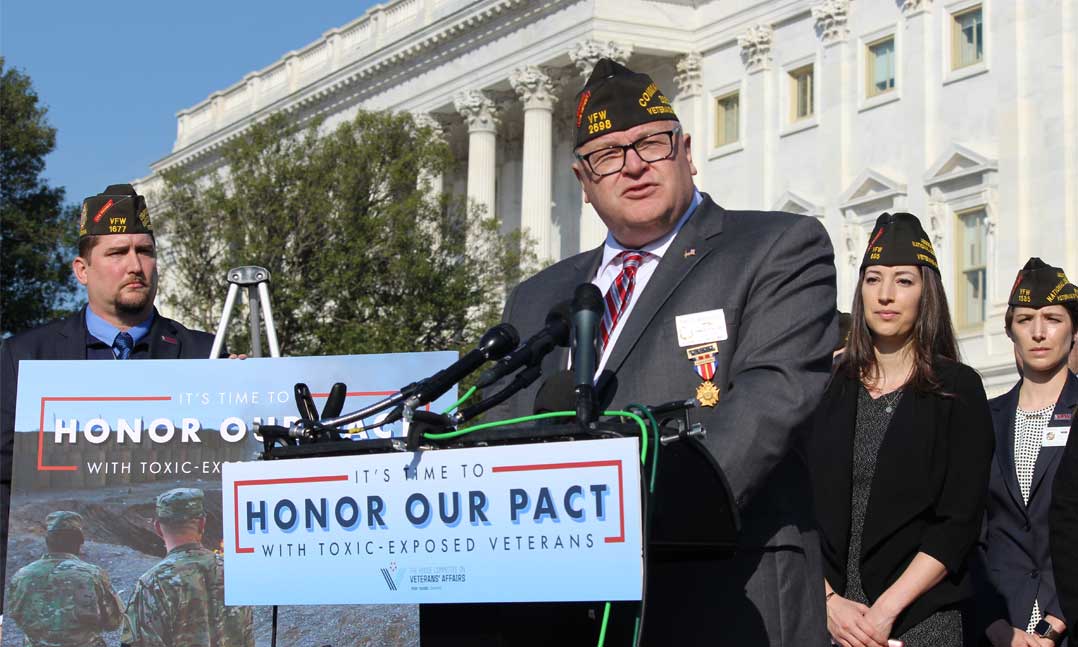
[
  {"xmin": 0, "ymin": 184, "xmax": 216, "ymax": 618},
  {"xmin": 498, "ymin": 60, "xmax": 837, "ymax": 645}
]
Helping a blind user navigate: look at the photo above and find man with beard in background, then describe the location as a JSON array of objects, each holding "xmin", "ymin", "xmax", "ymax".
[{"xmin": 0, "ymin": 184, "xmax": 217, "ymax": 623}]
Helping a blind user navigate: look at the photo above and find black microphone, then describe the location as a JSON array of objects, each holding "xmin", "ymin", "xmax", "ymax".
[
  {"xmin": 475, "ymin": 302, "xmax": 572, "ymax": 389},
  {"xmin": 453, "ymin": 364, "xmax": 543, "ymax": 425},
  {"xmin": 320, "ymin": 382, "xmax": 347, "ymax": 419},
  {"xmin": 571, "ymin": 284, "xmax": 604, "ymax": 426},
  {"xmin": 406, "ymin": 323, "xmax": 519, "ymax": 407}
]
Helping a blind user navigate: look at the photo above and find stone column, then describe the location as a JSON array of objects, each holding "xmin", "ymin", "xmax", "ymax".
[
  {"xmin": 570, "ymin": 40, "xmax": 633, "ymax": 250},
  {"xmin": 738, "ymin": 23, "xmax": 775, "ymax": 207},
  {"xmin": 900, "ymin": 0, "xmax": 935, "ymax": 240},
  {"xmin": 453, "ymin": 90, "xmax": 500, "ymax": 219},
  {"xmin": 813, "ymin": 0, "xmax": 852, "ymax": 300},
  {"xmin": 673, "ymin": 53, "xmax": 704, "ymax": 164},
  {"xmin": 511, "ymin": 66, "xmax": 558, "ymax": 262},
  {"xmin": 413, "ymin": 113, "xmax": 446, "ymax": 198}
]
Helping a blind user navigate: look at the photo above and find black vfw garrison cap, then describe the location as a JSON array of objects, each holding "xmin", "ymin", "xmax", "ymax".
[
  {"xmin": 1008, "ymin": 257, "xmax": 1078, "ymax": 307},
  {"xmin": 574, "ymin": 58, "xmax": 679, "ymax": 148},
  {"xmin": 79, "ymin": 184, "xmax": 154, "ymax": 241},
  {"xmin": 860, "ymin": 212, "xmax": 939, "ymax": 273}
]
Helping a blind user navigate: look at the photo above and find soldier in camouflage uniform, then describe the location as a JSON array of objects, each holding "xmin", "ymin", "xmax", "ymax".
[
  {"xmin": 7, "ymin": 511, "xmax": 124, "ymax": 646},
  {"xmin": 121, "ymin": 488, "xmax": 253, "ymax": 647}
]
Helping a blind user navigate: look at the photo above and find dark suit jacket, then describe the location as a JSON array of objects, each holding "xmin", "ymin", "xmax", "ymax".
[
  {"xmin": 975, "ymin": 373, "xmax": 1077, "ymax": 640},
  {"xmin": 496, "ymin": 194, "xmax": 837, "ymax": 644},
  {"xmin": 806, "ymin": 359, "xmax": 994, "ymax": 636},
  {"xmin": 0, "ymin": 307, "xmax": 215, "ymax": 610},
  {"xmin": 1051, "ymin": 405, "xmax": 1078, "ymax": 624}
]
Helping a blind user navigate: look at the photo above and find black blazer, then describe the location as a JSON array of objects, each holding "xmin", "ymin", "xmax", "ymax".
[
  {"xmin": 1051, "ymin": 409, "xmax": 1078, "ymax": 624},
  {"xmin": 976, "ymin": 372, "xmax": 1077, "ymax": 640},
  {"xmin": 0, "ymin": 306, "xmax": 215, "ymax": 610},
  {"xmin": 806, "ymin": 358, "xmax": 995, "ymax": 635}
]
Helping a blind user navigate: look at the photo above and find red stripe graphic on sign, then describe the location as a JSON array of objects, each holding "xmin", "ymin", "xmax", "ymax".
[{"xmin": 37, "ymin": 395, "xmax": 172, "ymax": 471}]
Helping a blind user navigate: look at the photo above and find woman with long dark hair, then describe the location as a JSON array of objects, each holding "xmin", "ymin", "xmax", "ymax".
[
  {"xmin": 976, "ymin": 258, "xmax": 1078, "ymax": 647},
  {"xmin": 806, "ymin": 212, "xmax": 994, "ymax": 647}
]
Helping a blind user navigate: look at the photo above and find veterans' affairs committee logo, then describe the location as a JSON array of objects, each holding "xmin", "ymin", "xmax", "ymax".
[
  {"xmin": 379, "ymin": 563, "xmax": 466, "ymax": 591},
  {"xmin": 380, "ymin": 561, "xmax": 405, "ymax": 591}
]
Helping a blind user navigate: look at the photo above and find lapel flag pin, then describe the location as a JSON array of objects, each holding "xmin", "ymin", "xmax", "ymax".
[{"xmin": 684, "ymin": 248, "xmax": 696, "ymax": 258}]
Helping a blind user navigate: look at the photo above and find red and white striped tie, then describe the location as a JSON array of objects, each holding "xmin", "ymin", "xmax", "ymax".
[{"xmin": 599, "ymin": 251, "xmax": 647, "ymax": 352}]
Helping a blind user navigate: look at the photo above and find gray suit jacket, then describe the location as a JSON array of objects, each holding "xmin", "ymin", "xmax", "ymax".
[{"xmin": 498, "ymin": 194, "xmax": 836, "ymax": 644}]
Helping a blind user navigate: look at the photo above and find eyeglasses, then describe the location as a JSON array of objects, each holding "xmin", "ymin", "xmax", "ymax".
[{"xmin": 575, "ymin": 126, "xmax": 682, "ymax": 177}]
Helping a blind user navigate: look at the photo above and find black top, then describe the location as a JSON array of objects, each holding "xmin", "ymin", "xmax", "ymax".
[
  {"xmin": 805, "ymin": 358, "xmax": 995, "ymax": 635},
  {"xmin": 845, "ymin": 386, "xmax": 903, "ymax": 603}
]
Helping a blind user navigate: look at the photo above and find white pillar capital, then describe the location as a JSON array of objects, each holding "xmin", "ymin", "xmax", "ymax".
[
  {"xmin": 412, "ymin": 113, "xmax": 446, "ymax": 142},
  {"xmin": 510, "ymin": 66, "xmax": 558, "ymax": 112},
  {"xmin": 673, "ymin": 53, "xmax": 703, "ymax": 98},
  {"xmin": 454, "ymin": 91, "xmax": 499, "ymax": 219},
  {"xmin": 515, "ymin": 67, "xmax": 558, "ymax": 261},
  {"xmin": 899, "ymin": 0, "xmax": 932, "ymax": 17},
  {"xmin": 453, "ymin": 90, "xmax": 500, "ymax": 133},
  {"xmin": 569, "ymin": 41, "xmax": 633, "ymax": 78},
  {"xmin": 812, "ymin": 0, "xmax": 850, "ymax": 45},
  {"xmin": 738, "ymin": 24, "xmax": 774, "ymax": 74}
]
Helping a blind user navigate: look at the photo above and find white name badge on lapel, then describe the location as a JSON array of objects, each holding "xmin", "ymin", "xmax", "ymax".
[
  {"xmin": 676, "ymin": 309, "xmax": 728, "ymax": 348},
  {"xmin": 1043, "ymin": 424, "xmax": 1071, "ymax": 447}
]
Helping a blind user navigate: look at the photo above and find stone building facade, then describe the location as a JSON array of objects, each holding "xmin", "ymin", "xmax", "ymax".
[{"xmin": 134, "ymin": 0, "xmax": 1078, "ymax": 395}]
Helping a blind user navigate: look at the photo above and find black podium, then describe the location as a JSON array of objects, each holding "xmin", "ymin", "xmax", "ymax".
[{"xmin": 405, "ymin": 420, "xmax": 739, "ymax": 647}]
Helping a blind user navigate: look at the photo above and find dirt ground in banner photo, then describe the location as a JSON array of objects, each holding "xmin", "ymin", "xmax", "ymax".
[{"xmin": 2, "ymin": 481, "xmax": 419, "ymax": 647}]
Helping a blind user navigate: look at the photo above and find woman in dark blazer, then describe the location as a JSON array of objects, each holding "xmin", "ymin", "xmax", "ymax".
[
  {"xmin": 977, "ymin": 258, "xmax": 1078, "ymax": 647},
  {"xmin": 806, "ymin": 213, "xmax": 994, "ymax": 647}
]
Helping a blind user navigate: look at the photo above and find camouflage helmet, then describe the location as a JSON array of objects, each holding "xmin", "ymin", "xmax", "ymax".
[
  {"xmin": 46, "ymin": 510, "xmax": 84, "ymax": 535},
  {"xmin": 156, "ymin": 488, "xmax": 205, "ymax": 522}
]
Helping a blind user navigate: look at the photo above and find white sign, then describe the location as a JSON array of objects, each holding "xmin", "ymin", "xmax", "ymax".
[{"xmin": 222, "ymin": 437, "xmax": 643, "ymax": 605}]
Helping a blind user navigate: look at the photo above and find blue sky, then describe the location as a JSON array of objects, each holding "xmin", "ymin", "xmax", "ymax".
[{"xmin": 1, "ymin": 1, "xmax": 376, "ymax": 206}]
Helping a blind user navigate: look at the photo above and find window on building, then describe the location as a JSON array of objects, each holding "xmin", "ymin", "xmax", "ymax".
[
  {"xmin": 866, "ymin": 37, "xmax": 896, "ymax": 98},
  {"xmin": 956, "ymin": 208, "xmax": 988, "ymax": 328},
  {"xmin": 714, "ymin": 92, "xmax": 739, "ymax": 147},
  {"xmin": 952, "ymin": 6, "xmax": 984, "ymax": 69},
  {"xmin": 790, "ymin": 65, "xmax": 814, "ymax": 121}
]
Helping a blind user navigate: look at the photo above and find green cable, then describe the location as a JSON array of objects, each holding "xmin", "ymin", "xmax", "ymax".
[
  {"xmin": 423, "ymin": 410, "xmax": 649, "ymax": 455},
  {"xmin": 597, "ymin": 602, "xmax": 612, "ymax": 647},
  {"xmin": 441, "ymin": 385, "xmax": 477, "ymax": 414},
  {"xmin": 626, "ymin": 404, "xmax": 661, "ymax": 647},
  {"xmin": 627, "ymin": 404, "xmax": 661, "ymax": 494},
  {"xmin": 423, "ymin": 411, "xmax": 577, "ymax": 439}
]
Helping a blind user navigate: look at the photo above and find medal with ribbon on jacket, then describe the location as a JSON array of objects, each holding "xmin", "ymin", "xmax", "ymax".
[{"xmin": 687, "ymin": 342, "xmax": 721, "ymax": 407}]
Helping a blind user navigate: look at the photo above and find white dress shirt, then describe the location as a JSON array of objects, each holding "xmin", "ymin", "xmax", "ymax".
[{"xmin": 588, "ymin": 189, "xmax": 702, "ymax": 375}]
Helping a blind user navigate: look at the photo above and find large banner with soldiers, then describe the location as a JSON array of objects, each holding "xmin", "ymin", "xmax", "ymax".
[{"xmin": 2, "ymin": 353, "xmax": 456, "ymax": 647}]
